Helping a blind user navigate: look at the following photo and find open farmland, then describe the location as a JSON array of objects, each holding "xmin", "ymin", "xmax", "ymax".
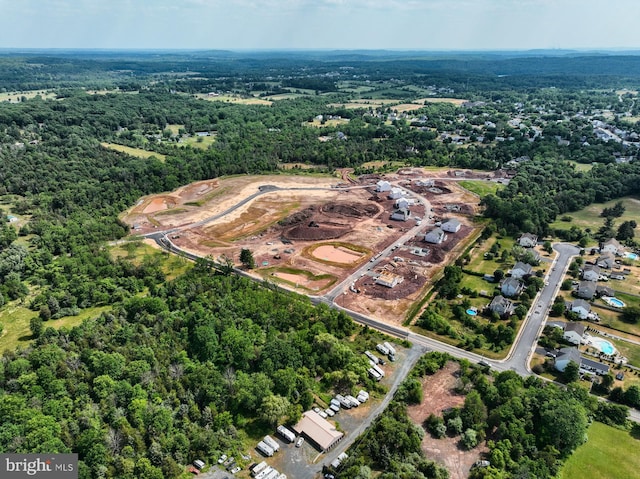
[
  {"xmin": 194, "ymin": 93, "xmax": 273, "ymax": 105},
  {"xmin": 550, "ymin": 196, "xmax": 640, "ymax": 232},
  {"xmin": 100, "ymin": 143, "xmax": 167, "ymax": 162}
]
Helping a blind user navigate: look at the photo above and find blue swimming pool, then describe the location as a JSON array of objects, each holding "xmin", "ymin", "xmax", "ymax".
[
  {"xmin": 466, "ymin": 309, "xmax": 478, "ymax": 316},
  {"xmin": 626, "ymin": 252, "xmax": 638, "ymax": 260}
]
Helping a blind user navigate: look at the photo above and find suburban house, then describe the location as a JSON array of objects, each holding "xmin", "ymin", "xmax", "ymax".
[
  {"xmin": 570, "ymin": 299, "xmax": 591, "ymax": 320},
  {"xmin": 376, "ymin": 180, "xmax": 391, "ymax": 192},
  {"xmin": 510, "ymin": 261, "xmax": 533, "ymax": 279},
  {"xmin": 488, "ymin": 295, "xmax": 515, "ymax": 317},
  {"xmin": 518, "ymin": 233, "xmax": 538, "ymax": 248},
  {"xmin": 601, "ymin": 238, "xmax": 625, "ymax": 256},
  {"xmin": 596, "ymin": 285, "xmax": 615, "ymax": 297},
  {"xmin": 395, "ymin": 197, "xmax": 413, "ymax": 209},
  {"xmin": 388, "ymin": 187, "xmax": 404, "ymax": 200},
  {"xmin": 416, "ymin": 178, "xmax": 435, "ymax": 187},
  {"xmin": 442, "ymin": 219, "xmax": 462, "ymax": 233},
  {"xmin": 390, "ymin": 208, "xmax": 410, "ymax": 221},
  {"xmin": 375, "ymin": 272, "xmax": 404, "ymax": 288},
  {"xmin": 581, "ymin": 265, "xmax": 601, "ymax": 282},
  {"xmin": 563, "ymin": 322, "xmax": 586, "ymax": 344},
  {"xmin": 424, "ymin": 227, "xmax": 446, "ymax": 244},
  {"xmin": 554, "ymin": 348, "xmax": 610, "ymax": 376},
  {"xmin": 294, "ymin": 411, "xmax": 344, "ymax": 452},
  {"xmin": 501, "ymin": 277, "xmax": 523, "ymax": 297},
  {"xmin": 596, "ymin": 252, "xmax": 616, "ymax": 269},
  {"xmin": 576, "ymin": 281, "xmax": 597, "ymax": 299}
]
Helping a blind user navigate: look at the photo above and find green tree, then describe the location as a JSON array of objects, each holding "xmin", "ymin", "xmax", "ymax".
[
  {"xmin": 240, "ymin": 248, "xmax": 255, "ymax": 269},
  {"xmin": 30, "ymin": 316, "xmax": 44, "ymax": 338},
  {"xmin": 461, "ymin": 428, "xmax": 478, "ymax": 449},
  {"xmin": 621, "ymin": 305, "xmax": 640, "ymax": 324},
  {"xmin": 563, "ymin": 360, "xmax": 580, "ymax": 383},
  {"xmin": 543, "ymin": 241, "xmax": 553, "ymax": 254},
  {"xmin": 260, "ymin": 394, "xmax": 291, "ymax": 426}
]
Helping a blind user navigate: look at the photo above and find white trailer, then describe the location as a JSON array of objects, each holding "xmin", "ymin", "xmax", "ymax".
[
  {"xmin": 356, "ymin": 393, "xmax": 368, "ymax": 403},
  {"xmin": 276, "ymin": 425, "xmax": 296, "ymax": 443},
  {"xmin": 335, "ymin": 394, "xmax": 352, "ymax": 409},
  {"xmin": 330, "ymin": 399, "xmax": 341, "ymax": 409},
  {"xmin": 358, "ymin": 390, "xmax": 369, "ymax": 400},
  {"xmin": 263, "ymin": 435, "xmax": 280, "ymax": 452},
  {"xmin": 329, "ymin": 403, "xmax": 340, "ymax": 413},
  {"xmin": 364, "ymin": 350, "xmax": 380, "ymax": 364},
  {"xmin": 256, "ymin": 441, "xmax": 274, "ymax": 457},
  {"xmin": 372, "ymin": 364, "xmax": 385, "ymax": 377},
  {"xmin": 255, "ymin": 466, "xmax": 273, "ymax": 479},
  {"xmin": 264, "ymin": 469, "xmax": 280, "ymax": 479},
  {"xmin": 376, "ymin": 344, "xmax": 390, "ymax": 356},
  {"xmin": 251, "ymin": 461, "xmax": 268, "ymax": 477},
  {"xmin": 345, "ymin": 395, "xmax": 360, "ymax": 407},
  {"xmin": 368, "ymin": 368, "xmax": 382, "ymax": 381},
  {"xmin": 383, "ymin": 342, "xmax": 396, "ymax": 356}
]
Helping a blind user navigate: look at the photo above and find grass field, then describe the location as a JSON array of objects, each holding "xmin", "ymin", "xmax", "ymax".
[
  {"xmin": 549, "ymin": 196, "xmax": 640, "ymax": 232},
  {"xmin": 109, "ymin": 241, "xmax": 191, "ymax": 280},
  {"xmin": 305, "ymin": 118, "xmax": 350, "ymax": 128},
  {"xmin": 0, "ymin": 304, "xmax": 110, "ymax": 353},
  {"xmin": 458, "ymin": 180, "xmax": 504, "ymax": 197},
  {"xmin": 0, "ymin": 90, "xmax": 56, "ymax": 102},
  {"xmin": 194, "ymin": 93, "xmax": 272, "ymax": 105},
  {"xmin": 609, "ymin": 337, "xmax": 640, "ymax": 368},
  {"xmin": 178, "ymin": 135, "xmax": 216, "ymax": 149},
  {"xmin": 567, "ymin": 160, "xmax": 594, "ymax": 172},
  {"xmin": 166, "ymin": 124, "xmax": 184, "ymax": 135},
  {"xmin": 101, "ymin": 143, "xmax": 166, "ymax": 162},
  {"xmin": 559, "ymin": 422, "xmax": 640, "ymax": 479},
  {"xmin": 417, "ymin": 97, "xmax": 468, "ymax": 105}
]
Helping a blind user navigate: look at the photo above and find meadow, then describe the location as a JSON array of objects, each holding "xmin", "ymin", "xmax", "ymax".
[{"xmin": 100, "ymin": 143, "xmax": 167, "ymax": 162}]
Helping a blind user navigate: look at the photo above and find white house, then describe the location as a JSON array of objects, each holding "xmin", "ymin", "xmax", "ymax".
[
  {"xmin": 501, "ymin": 278, "xmax": 523, "ymax": 297},
  {"xmin": 510, "ymin": 261, "xmax": 532, "ymax": 279},
  {"xmin": 442, "ymin": 219, "xmax": 462, "ymax": 233},
  {"xmin": 390, "ymin": 208, "xmax": 410, "ymax": 221},
  {"xmin": 395, "ymin": 197, "xmax": 413, "ymax": 209},
  {"xmin": 563, "ymin": 322, "xmax": 586, "ymax": 345},
  {"xmin": 581, "ymin": 265, "xmax": 601, "ymax": 282},
  {"xmin": 488, "ymin": 295, "xmax": 514, "ymax": 317},
  {"xmin": 376, "ymin": 180, "xmax": 391, "ymax": 192},
  {"xmin": 570, "ymin": 299, "xmax": 591, "ymax": 320},
  {"xmin": 424, "ymin": 227, "xmax": 446, "ymax": 244},
  {"xmin": 518, "ymin": 233, "xmax": 538, "ymax": 248},
  {"xmin": 601, "ymin": 238, "xmax": 625, "ymax": 256},
  {"xmin": 388, "ymin": 187, "xmax": 404, "ymax": 200},
  {"xmin": 555, "ymin": 348, "xmax": 610, "ymax": 376}
]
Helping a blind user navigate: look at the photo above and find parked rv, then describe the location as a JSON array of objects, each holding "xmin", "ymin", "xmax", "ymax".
[
  {"xmin": 376, "ymin": 344, "xmax": 390, "ymax": 356},
  {"xmin": 251, "ymin": 462, "xmax": 268, "ymax": 477},
  {"xmin": 276, "ymin": 425, "xmax": 296, "ymax": 443},
  {"xmin": 256, "ymin": 441, "xmax": 274, "ymax": 457},
  {"xmin": 364, "ymin": 350, "xmax": 380, "ymax": 364},
  {"xmin": 263, "ymin": 435, "xmax": 280, "ymax": 452}
]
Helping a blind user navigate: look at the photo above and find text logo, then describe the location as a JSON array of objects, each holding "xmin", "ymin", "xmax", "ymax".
[{"xmin": 1, "ymin": 454, "xmax": 78, "ymax": 478}]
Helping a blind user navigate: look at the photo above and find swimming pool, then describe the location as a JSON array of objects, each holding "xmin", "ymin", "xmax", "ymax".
[
  {"xmin": 603, "ymin": 296, "xmax": 626, "ymax": 308},
  {"xmin": 466, "ymin": 309, "xmax": 478, "ymax": 316},
  {"xmin": 626, "ymin": 252, "xmax": 638, "ymax": 260},
  {"xmin": 589, "ymin": 337, "xmax": 617, "ymax": 356}
]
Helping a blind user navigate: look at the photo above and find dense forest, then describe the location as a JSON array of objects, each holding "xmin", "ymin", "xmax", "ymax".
[{"xmin": 1, "ymin": 50, "xmax": 640, "ymax": 478}]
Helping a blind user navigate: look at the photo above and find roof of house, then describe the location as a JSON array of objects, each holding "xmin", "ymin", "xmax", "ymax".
[
  {"xmin": 565, "ymin": 322, "xmax": 586, "ymax": 335},
  {"xmin": 520, "ymin": 233, "xmax": 537, "ymax": 241},
  {"xmin": 557, "ymin": 347, "xmax": 581, "ymax": 363},
  {"xmin": 513, "ymin": 261, "xmax": 532, "ymax": 273},
  {"xmin": 578, "ymin": 281, "xmax": 597, "ymax": 295},
  {"xmin": 584, "ymin": 264, "xmax": 601, "ymax": 274},
  {"xmin": 603, "ymin": 238, "xmax": 624, "ymax": 251},
  {"xmin": 581, "ymin": 357, "xmax": 610, "ymax": 374},
  {"xmin": 502, "ymin": 277, "xmax": 522, "ymax": 290},
  {"xmin": 294, "ymin": 411, "xmax": 343, "ymax": 452},
  {"xmin": 596, "ymin": 285, "xmax": 615, "ymax": 296},
  {"xmin": 571, "ymin": 299, "xmax": 591, "ymax": 312},
  {"xmin": 443, "ymin": 218, "xmax": 461, "ymax": 228},
  {"xmin": 489, "ymin": 295, "xmax": 511, "ymax": 309}
]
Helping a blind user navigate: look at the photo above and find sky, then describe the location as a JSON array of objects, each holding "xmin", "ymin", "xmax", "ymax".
[{"xmin": 2, "ymin": 0, "xmax": 640, "ymax": 51}]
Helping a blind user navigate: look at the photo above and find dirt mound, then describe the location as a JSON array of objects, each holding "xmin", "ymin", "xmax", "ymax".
[
  {"xmin": 284, "ymin": 224, "xmax": 352, "ymax": 241},
  {"xmin": 320, "ymin": 202, "xmax": 379, "ymax": 218},
  {"xmin": 279, "ymin": 206, "xmax": 315, "ymax": 227}
]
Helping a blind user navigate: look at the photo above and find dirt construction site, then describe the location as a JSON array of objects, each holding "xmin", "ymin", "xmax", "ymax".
[{"xmin": 121, "ymin": 169, "xmax": 485, "ymax": 324}]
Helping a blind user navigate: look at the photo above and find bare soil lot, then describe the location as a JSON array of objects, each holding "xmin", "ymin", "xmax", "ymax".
[
  {"xmin": 406, "ymin": 362, "xmax": 488, "ymax": 479},
  {"xmin": 122, "ymin": 171, "xmax": 482, "ymax": 324}
]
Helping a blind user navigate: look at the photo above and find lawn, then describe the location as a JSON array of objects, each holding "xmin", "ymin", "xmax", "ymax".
[
  {"xmin": 178, "ymin": 134, "xmax": 216, "ymax": 149},
  {"xmin": 567, "ymin": 160, "xmax": 594, "ymax": 172},
  {"xmin": 609, "ymin": 337, "xmax": 640, "ymax": 368},
  {"xmin": 166, "ymin": 124, "xmax": 185, "ymax": 135},
  {"xmin": 101, "ymin": 143, "xmax": 166, "ymax": 162},
  {"xmin": 559, "ymin": 422, "xmax": 640, "ymax": 479},
  {"xmin": 465, "ymin": 234, "xmax": 517, "ymax": 276},
  {"xmin": 194, "ymin": 93, "xmax": 272, "ymax": 106},
  {"xmin": 458, "ymin": 180, "xmax": 504, "ymax": 197},
  {"xmin": 305, "ymin": 118, "xmax": 350, "ymax": 128},
  {"xmin": 109, "ymin": 241, "xmax": 191, "ymax": 280},
  {"xmin": 0, "ymin": 304, "xmax": 110, "ymax": 353},
  {"xmin": 549, "ymin": 196, "xmax": 640, "ymax": 232},
  {"xmin": 0, "ymin": 90, "xmax": 56, "ymax": 102}
]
